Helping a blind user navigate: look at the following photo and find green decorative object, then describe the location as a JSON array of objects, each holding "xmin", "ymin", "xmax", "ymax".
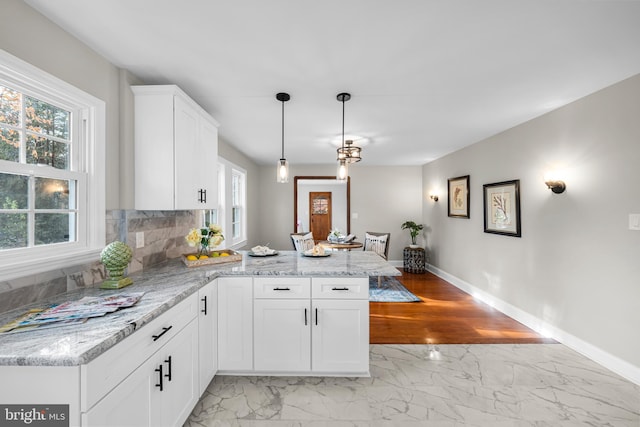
[
  {"xmin": 100, "ymin": 241, "xmax": 133, "ymax": 289},
  {"xmin": 401, "ymin": 220, "xmax": 424, "ymax": 247}
]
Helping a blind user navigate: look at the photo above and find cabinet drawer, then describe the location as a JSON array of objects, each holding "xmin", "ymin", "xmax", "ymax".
[
  {"xmin": 81, "ymin": 292, "xmax": 198, "ymax": 411},
  {"xmin": 254, "ymin": 277, "xmax": 311, "ymax": 299},
  {"xmin": 311, "ymin": 277, "xmax": 369, "ymax": 299}
]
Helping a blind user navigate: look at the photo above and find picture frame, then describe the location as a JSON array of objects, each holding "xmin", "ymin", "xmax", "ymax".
[
  {"xmin": 483, "ymin": 179, "xmax": 521, "ymax": 237},
  {"xmin": 448, "ymin": 175, "xmax": 470, "ymax": 218}
]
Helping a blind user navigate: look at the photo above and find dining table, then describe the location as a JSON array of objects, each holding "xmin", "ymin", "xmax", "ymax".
[{"xmin": 317, "ymin": 240, "xmax": 364, "ymax": 251}]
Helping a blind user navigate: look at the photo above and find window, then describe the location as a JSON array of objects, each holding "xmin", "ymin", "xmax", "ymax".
[
  {"xmin": 213, "ymin": 157, "xmax": 246, "ymax": 248},
  {"xmin": 0, "ymin": 50, "xmax": 105, "ymax": 280},
  {"xmin": 231, "ymin": 168, "xmax": 245, "ymax": 241}
]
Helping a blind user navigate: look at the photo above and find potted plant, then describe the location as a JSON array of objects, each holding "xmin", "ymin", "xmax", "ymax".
[{"xmin": 401, "ymin": 221, "xmax": 424, "ymax": 248}]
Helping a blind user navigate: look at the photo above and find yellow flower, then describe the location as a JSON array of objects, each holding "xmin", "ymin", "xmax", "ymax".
[
  {"xmin": 208, "ymin": 224, "xmax": 223, "ymax": 235},
  {"xmin": 185, "ymin": 228, "xmax": 202, "ymax": 247},
  {"xmin": 209, "ymin": 235, "xmax": 224, "ymax": 248}
]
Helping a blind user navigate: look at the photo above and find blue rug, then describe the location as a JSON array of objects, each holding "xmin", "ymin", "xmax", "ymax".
[{"xmin": 369, "ymin": 276, "xmax": 420, "ymax": 302}]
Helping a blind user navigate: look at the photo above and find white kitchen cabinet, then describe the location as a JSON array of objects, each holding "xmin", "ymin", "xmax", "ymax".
[
  {"xmin": 217, "ymin": 276, "xmax": 253, "ymax": 371},
  {"xmin": 253, "ymin": 277, "xmax": 311, "ymax": 372},
  {"xmin": 156, "ymin": 318, "xmax": 199, "ymax": 427},
  {"xmin": 198, "ymin": 279, "xmax": 218, "ymax": 395},
  {"xmin": 82, "ymin": 355, "xmax": 156, "ymax": 427},
  {"xmin": 82, "ymin": 294, "xmax": 199, "ymax": 427},
  {"xmin": 311, "ymin": 299, "xmax": 369, "ymax": 373},
  {"xmin": 218, "ymin": 276, "xmax": 369, "ymax": 376},
  {"xmin": 83, "ymin": 318, "xmax": 198, "ymax": 427},
  {"xmin": 254, "ymin": 299, "xmax": 311, "ymax": 372},
  {"xmin": 132, "ymin": 84, "xmax": 219, "ymax": 210},
  {"xmin": 311, "ymin": 277, "xmax": 369, "ymax": 374}
]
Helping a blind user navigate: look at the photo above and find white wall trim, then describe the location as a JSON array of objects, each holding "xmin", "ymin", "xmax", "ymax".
[{"xmin": 426, "ymin": 264, "xmax": 640, "ymax": 386}]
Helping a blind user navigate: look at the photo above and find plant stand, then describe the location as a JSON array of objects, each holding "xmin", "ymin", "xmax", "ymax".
[{"xmin": 403, "ymin": 247, "xmax": 425, "ymax": 274}]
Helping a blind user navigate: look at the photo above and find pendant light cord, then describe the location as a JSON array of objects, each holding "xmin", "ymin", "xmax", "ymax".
[
  {"xmin": 341, "ymin": 97, "xmax": 345, "ymax": 150},
  {"xmin": 281, "ymin": 99, "xmax": 285, "ymax": 159}
]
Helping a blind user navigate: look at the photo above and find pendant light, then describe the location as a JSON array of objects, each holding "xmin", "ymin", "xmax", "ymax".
[
  {"xmin": 276, "ymin": 92, "xmax": 291, "ymax": 183},
  {"xmin": 336, "ymin": 92, "xmax": 351, "ymax": 181},
  {"xmin": 337, "ymin": 140, "xmax": 362, "ymax": 163}
]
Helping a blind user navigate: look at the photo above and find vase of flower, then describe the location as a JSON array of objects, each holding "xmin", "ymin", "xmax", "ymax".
[{"xmin": 185, "ymin": 223, "xmax": 225, "ymax": 259}]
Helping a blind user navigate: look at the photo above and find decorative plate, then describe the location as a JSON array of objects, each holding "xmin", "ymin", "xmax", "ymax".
[{"xmin": 248, "ymin": 251, "xmax": 278, "ymax": 257}]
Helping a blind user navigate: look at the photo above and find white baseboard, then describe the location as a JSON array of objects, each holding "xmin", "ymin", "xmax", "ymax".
[{"xmin": 426, "ymin": 264, "xmax": 640, "ymax": 386}]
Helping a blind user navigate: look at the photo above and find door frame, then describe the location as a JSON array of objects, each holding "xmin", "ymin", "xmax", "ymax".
[{"xmin": 294, "ymin": 176, "xmax": 350, "ymax": 234}]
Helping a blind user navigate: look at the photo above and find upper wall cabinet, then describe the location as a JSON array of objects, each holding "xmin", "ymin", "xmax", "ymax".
[{"xmin": 132, "ymin": 85, "xmax": 219, "ymax": 210}]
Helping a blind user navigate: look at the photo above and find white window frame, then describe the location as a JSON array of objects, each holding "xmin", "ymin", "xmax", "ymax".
[
  {"xmin": 0, "ymin": 50, "xmax": 105, "ymax": 281},
  {"xmin": 231, "ymin": 167, "xmax": 246, "ymax": 244},
  {"xmin": 218, "ymin": 157, "xmax": 246, "ymax": 249}
]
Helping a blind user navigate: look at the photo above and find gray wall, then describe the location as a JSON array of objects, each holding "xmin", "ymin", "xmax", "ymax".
[
  {"xmin": 257, "ymin": 164, "xmax": 423, "ymax": 261},
  {"xmin": 422, "ymin": 74, "xmax": 640, "ymax": 379},
  {"xmin": 218, "ymin": 138, "xmax": 261, "ymax": 249}
]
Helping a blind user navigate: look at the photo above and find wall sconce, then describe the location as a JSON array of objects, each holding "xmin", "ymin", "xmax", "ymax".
[
  {"xmin": 544, "ymin": 171, "xmax": 566, "ymax": 194},
  {"xmin": 430, "ymin": 194, "xmax": 439, "ymax": 202}
]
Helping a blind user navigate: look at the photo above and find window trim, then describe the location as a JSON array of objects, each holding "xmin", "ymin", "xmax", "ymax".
[
  {"xmin": 0, "ymin": 50, "xmax": 105, "ymax": 281},
  {"xmin": 231, "ymin": 166, "xmax": 246, "ymax": 245},
  {"xmin": 218, "ymin": 157, "xmax": 246, "ymax": 249}
]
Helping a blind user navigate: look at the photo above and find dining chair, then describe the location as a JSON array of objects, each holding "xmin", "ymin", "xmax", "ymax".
[
  {"xmin": 363, "ymin": 232, "xmax": 390, "ymax": 260},
  {"xmin": 364, "ymin": 231, "xmax": 391, "ymax": 288},
  {"xmin": 290, "ymin": 232, "xmax": 315, "ymax": 252}
]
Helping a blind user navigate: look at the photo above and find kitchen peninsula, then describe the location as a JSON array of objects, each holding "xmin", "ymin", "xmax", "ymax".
[{"xmin": 0, "ymin": 251, "xmax": 398, "ymax": 427}]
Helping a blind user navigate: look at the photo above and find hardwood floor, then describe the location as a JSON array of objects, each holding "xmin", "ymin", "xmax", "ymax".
[{"xmin": 370, "ymin": 269, "xmax": 556, "ymax": 344}]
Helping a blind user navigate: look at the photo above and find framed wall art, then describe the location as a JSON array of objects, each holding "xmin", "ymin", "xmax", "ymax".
[
  {"xmin": 483, "ymin": 179, "xmax": 521, "ymax": 237},
  {"xmin": 448, "ymin": 175, "xmax": 470, "ymax": 218}
]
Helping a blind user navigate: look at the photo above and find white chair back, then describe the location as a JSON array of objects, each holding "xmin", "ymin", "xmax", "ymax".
[
  {"xmin": 290, "ymin": 232, "xmax": 315, "ymax": 252},
  {"xmin": 364, "ymin": 232, "xmax": 390, "ymax": 259}
]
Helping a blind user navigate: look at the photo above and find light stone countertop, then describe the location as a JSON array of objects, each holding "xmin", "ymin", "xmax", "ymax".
[{"xmin": 0, "ymin": 251, "xmax": 398, "ymax": 367}]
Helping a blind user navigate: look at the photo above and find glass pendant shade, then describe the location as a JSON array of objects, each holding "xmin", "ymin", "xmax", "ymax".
[
  {"xmin": 277, "ymin": 158, "xmax": 289, "ymax": 183},
  {"xmin": 275, "ymin": 92, "xmax": 291, "ymax": 183},
  {"xmin": 336, "ymin": 158, "xmax": 348, "ymax": 181}
]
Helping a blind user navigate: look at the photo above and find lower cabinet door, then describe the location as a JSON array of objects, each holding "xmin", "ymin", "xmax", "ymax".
[
  {"xmin": 198, "ymin": 279, "xmax": 218, "ymax": 395},
  {"xmin": 82, "ymin": 355, "xmax": 157, "ymax": 427},
  {"xmin": 158, "ymin": 319, "xmax": 199, "ymax": 427},
  {"xmin": 83, "ymin": 320, "xmax": 198, "ymax": 427},
  {"xmin": 218, "ymin": 277, "xmax": 253, "ymax": 371},
  {"xmin": 254, "ymin": 299, "xmax": 311, "ymax": 372},
  {"xmin": 312, "ymin": 299, "xmax": 369, "ymax": 374}
]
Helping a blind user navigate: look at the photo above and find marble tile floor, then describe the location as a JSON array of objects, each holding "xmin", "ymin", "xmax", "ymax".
[{"xmin": 184, "ymin": 344, "xmax": 640, "ymax": 427}]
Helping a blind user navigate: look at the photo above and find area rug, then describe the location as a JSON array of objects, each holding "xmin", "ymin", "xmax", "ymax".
[{"xmin": 369, "ymin": 276, "xmax": 420, "ymax": 302}]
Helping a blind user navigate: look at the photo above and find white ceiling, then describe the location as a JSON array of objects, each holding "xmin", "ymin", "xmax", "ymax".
[{"xmin": 25, "ymin": 0, "xmax": 640, "ymax": 166}]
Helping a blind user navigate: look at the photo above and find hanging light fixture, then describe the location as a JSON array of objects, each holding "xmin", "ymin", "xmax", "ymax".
[
  {"xmin": 276, "ymin": 92, "xmax": 291, "ymax": 183},
  {"xmin": 336, "ymin": 92, "xmax": 351, "ymax": 181},
  {"xmin": 337, "ymin": 140, "xmax": 362, "ymax": 163}
]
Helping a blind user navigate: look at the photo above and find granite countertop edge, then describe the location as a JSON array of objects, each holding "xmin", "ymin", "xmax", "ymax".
[{"xmin": 0, "ymin": 250, "xmax": 399, "ymax": 367}]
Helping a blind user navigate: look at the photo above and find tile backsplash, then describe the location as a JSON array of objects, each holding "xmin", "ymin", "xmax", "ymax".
[{"xmin": 0, "ymin": 209, "xmax": 199, "ymax": 313}]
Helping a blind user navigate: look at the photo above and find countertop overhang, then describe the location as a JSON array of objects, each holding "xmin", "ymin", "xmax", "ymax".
[{"xmin": 0, "ymin": 251, "xmax": 398, "ymax": 366}]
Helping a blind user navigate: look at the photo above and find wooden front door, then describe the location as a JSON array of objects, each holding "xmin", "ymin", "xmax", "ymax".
[{"xmin": 309, "ymin": 192, "xmax": 332, "ymax": 241}]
